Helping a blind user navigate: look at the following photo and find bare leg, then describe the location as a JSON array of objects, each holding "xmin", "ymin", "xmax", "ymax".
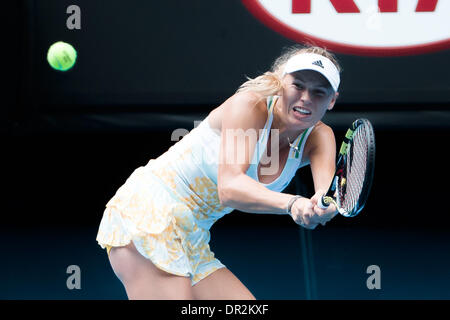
[
  {"xmin": 192, "ymin": 267, "xmax": 256, "ymax": 300},
  {"xmin": 108, "ymin": 242, "xmax": 193, "ymax": 300}
]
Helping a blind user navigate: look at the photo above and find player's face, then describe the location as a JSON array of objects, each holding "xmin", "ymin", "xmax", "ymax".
[{"xmin": 279, "ymin": 70, "xmax": 338, "ymax": 129}]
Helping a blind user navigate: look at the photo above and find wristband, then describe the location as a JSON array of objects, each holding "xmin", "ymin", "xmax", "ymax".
[{"xmin": 287, "ymin": 195, "xmax": 303, "ymax": 215}]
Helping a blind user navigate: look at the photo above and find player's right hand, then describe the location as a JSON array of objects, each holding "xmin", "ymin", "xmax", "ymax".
[{"xmin": 290, "ymin": 198, "xmax": 320, "ymax": 230}]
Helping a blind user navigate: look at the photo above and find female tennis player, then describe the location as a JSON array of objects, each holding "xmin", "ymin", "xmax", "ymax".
[{"xmin": 96, "ymin": 45, "xmax": 341, "ymax": 300}]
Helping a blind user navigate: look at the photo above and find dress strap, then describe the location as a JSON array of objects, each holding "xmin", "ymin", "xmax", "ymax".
[
  {"xmin": 251, "ymin": 96, "xmax": 278, "ymax": 164},
  {"xmin": 289, "ymin": 126, "xmax": 314, "ymax": 159},
  {"xmin": 258, "ymin": 96, "xmax": 277, "ymax": 144}
]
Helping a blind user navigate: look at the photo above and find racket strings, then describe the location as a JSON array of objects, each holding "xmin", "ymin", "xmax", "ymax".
[{"xmin": 340, "ymin": 125, "xmax": 368, "ymax": 213}]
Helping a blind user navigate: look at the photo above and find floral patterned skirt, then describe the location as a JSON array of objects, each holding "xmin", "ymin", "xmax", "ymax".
[{"xmin": 96, "ymin": 162, "xmax": 230, "ymax": 285}]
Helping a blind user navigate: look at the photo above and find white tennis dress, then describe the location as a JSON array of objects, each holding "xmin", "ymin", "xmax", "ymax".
[{"xmin": 96, "ymin": 95, "xmax": 314, "ymax": 285}]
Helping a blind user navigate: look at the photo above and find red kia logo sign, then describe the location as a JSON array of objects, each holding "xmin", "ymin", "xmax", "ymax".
[{"xmin": 242, "ymin": 0, "xmax": 450, "ymax": 56}]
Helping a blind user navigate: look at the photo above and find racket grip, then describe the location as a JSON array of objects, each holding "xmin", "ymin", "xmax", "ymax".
[{"xmin": 318, "ymin": 196, "xmax": 330, "ymax": 210}]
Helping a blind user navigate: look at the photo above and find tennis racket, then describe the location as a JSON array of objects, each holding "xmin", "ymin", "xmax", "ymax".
[{"xmin": 318, "ymin": 118, "xmax": 375, "ymax": 217}]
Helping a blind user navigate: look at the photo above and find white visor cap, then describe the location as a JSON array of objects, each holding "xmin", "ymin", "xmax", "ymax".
[{"xmin": 282, "ymin": 53, "xmax": 340, "ymax": 92}]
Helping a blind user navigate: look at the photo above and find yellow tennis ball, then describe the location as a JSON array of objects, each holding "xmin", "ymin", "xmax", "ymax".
[{"xmin": 47, "ymin": 41, "xmax": 77, "ymax": 71}]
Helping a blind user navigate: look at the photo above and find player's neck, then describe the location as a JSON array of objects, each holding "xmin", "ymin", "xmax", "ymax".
[{"xmin": 271, "ymin": 103, "xmax": 306, "ymax": 148}]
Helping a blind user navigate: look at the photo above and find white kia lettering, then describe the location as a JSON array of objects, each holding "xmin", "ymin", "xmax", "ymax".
[
  {"xmin": 291, "ymin": 0, "xmax": 438, "ymax": 13},
  {"xmin": 242, "ymin": 0, "xmax": 450, "ymax": 55}
]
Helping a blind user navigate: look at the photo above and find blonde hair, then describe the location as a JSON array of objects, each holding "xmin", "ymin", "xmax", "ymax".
[{"xmin": 236, "ymin": 44, "xmax": 342, "ymax": 97}]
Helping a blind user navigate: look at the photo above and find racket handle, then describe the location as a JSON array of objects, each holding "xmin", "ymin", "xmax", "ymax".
[{"xmin": 318, "ymin": 196, "xmax": 329, "ymax": 210}]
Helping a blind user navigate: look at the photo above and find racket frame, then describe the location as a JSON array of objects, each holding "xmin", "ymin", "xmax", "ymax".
[{"xmin": 319, "ymin": 118, "xmax": 375, "ymax": 217}]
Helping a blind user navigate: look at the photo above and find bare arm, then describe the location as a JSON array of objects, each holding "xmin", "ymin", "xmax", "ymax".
[
  {"xmin": 291, "ymin": 122, "xmax": 338, "ymax": 227},
  {"xmin": 307, "ymin": 122, "xmax": 337, "ymax": 194},
  {"xmin": 217, "ymin": 92, "xmax": 296, "ymax": 215}
]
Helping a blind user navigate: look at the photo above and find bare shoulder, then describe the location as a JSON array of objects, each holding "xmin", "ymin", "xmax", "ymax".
[
  {"xmin": 304, "ymin": 121, "xmax": 336, "ymax": 156},
  {"xmin": 225, "ymin": 91, "xmax": 267, "ymax": 116},
  {"xmin": 220, "ymin": 91, "xmax": 268, "ymax": 131},
  {"xmin": 311, "ymin": 121, "xmax": 335, "ymax": 139}
]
